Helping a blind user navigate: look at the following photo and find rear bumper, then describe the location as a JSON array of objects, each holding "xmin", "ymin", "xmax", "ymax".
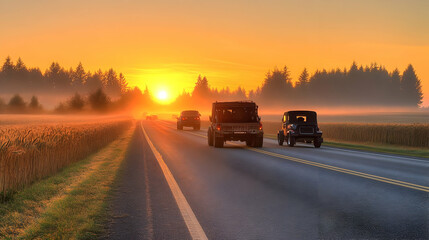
[
  {"xmin": 289, "ymin": 131, "xmax": 323, "ymax": 142},
  {"xmin": 178, "ymin": 120, "xmax": 200, "ymax": 126},
  {"xmin": 216, "ymin": 131, "xmax": 263, "ymax": 141}
]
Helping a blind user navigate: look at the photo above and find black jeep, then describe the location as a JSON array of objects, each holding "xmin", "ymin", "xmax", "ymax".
[
  {"xmin": 177, "ymin": 110, "xmax": 201, "ymax": 130},
  {"xmin": 277, "ymin": 110, "xmax": 323, "ymax": 148},
  {"xmin": 208, "ymin": 101, "xmax": 263, "ymax": 148}
]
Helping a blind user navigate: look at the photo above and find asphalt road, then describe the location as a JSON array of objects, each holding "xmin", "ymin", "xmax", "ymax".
[{"xmin": 106, "ymin": 120, "xmax": 429, "ymax": 240}]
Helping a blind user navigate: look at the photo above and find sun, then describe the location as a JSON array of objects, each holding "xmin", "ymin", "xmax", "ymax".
[{"xmin": 156, "ymin": 90, "xmax": 169, "ymax": 102}]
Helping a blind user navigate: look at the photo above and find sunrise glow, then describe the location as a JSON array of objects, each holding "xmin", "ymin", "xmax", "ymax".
[{"xmin": 0, "ymin": 0, "xmax": 427, "ymax": 106}]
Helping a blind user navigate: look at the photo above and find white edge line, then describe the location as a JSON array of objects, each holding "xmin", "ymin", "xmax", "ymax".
[{"xmin": 141, "ymin": 122, "xmax": 208, "ymax": 240}]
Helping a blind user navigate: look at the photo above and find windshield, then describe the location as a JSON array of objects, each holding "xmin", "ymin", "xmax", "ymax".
[
  {"xmin": 288, "ymin": 112, "xmax": 317, "ymax": 124},
  {"xmin": 214, "ymin": 107, "xmax": 259, "ymax": 123}
]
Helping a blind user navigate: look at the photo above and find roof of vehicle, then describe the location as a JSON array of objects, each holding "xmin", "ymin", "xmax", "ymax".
[
  {"xmin": 181, "ymin": 110, "xmax": 199, "ymax": 113},
  {"xmin": 213, "ymin": 101, "xmax": 257, "ymax": 107},
  {"xmin": 284, "ymin": 110, "xmax": 317, "ymax": 115}
]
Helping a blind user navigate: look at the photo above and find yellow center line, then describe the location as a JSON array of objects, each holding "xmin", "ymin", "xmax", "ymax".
[{"xmin": 176, "ymin": 128, "xmax": 429, "ymax": 193}]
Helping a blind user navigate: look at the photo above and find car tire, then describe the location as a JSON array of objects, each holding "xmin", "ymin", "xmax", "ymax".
[
  {"xmin": 287, "ymin": 134, "xmax": 295, "ymax": 147},
  {"xmin": 194, "ymin": 125, "xmax": 200, "ymax": 131},
  {"xmin": 253, "ymin": 136, "xmax": 263, "ymax": 148},
  {"xmin": 214, "ymin": 132, "xmax": 224, "ymax": 148},
  {"xmin": 314, "ymin": 138, "xmax": 322, "ymax": 148},
  {"xmin": 277, "ymin": 131, "xmax": 284, "ymax": 146},
  {"xmin": 246, "ymin": 139, "xmax": 252, "ymax": 146},
  {"xmin": 208, "ymin": 129, "xmax": 213, "ymax": 146},
  {"xmin": 177, "ymin": 123, "xmax": 183, "ymax": 130}
]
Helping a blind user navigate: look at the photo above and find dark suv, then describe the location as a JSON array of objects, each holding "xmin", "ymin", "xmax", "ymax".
[
  {"xmin": 177, "ymin": 110, "xmax": 201, "ymax": 130},
  {"xmin": 277, "ymin": 110, "xmax": 323, "ymax": 148},
  {"xmin": 208, "ymin": 101, "xmax": 263, "ymax": 148}
]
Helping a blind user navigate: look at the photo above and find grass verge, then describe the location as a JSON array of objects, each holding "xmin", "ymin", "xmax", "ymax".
[
  {"xmin": 0, "ymin": 124, "xmax": 135, "ymax": 239},
  {"xmin": 265, "ymin": 134, "xmax": 429, "ymax": 159}
]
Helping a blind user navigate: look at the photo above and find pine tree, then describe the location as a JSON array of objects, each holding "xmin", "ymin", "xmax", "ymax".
[
  {"xmin": 2, "ymin": 56, "xmax": 14, "ymax": 72},
  {"xmin": 297, "ymin": 68, "xmax": 309, "ymax": 87},
  {"xmin": 29, "ymin": 96, "xmax": 41, "ymax": 110},
  {"xmin": 401, "ymin": 64, "xmax": 423, "ymax": 106}
]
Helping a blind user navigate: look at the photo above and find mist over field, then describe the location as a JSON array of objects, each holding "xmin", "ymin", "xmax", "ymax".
[{"xmin": 0, "ymin": 57, "xmax": 426, "ymax": 125}]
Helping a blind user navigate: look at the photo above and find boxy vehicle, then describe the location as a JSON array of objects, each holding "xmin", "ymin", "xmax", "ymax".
[
  {"xmin": 207, "ymin": 101, "xmax": 263, "ymax": 148},
  {"xmin": 277, "ymin": 110, "xmax": 323, "ymax": 148},
  {"xmin": 177, "ymin": 110, "xmax": 201, "ymax": 130}
]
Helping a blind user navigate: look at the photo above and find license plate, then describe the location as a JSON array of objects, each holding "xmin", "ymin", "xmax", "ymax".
[{"xmin": 234, "ymin": 131, "xmax": 246, "ymax": 134}]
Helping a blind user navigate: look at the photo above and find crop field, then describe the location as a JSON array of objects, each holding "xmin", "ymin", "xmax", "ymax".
[
  {"xmin": 261, "ymin": 121, "xmax": 429, "ymax": 148},
  {"xmin": 318, "ymin": 123, "xmax": 429, "ymax": 148},
  {"xmin": 198, "ymin": 120, "xmax": 429, "ymax": 148},
  {"xmin": 0, "ymin": 115, "xmax": 133, "ymax": 197}
]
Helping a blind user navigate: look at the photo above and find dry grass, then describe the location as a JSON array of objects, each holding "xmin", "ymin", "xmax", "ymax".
[
  {"xmin": 0, "ymin": 117, "xmax": 132, "ymax": 197},
  {"xmin": 260, "ymin": 121, "xmax": 429, "ymax": 148},
  {"xmin": 319, "ymin": 123, "xmax": 429, "ymax": 148}
]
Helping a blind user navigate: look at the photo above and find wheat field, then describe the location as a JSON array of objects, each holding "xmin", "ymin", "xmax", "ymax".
[
  {"xmin": 319, "ymin": 123, "xmax": 429, "ymax": 148},
  {"xmin": 0, "ymin": 117, "xmax": 133, "ymax": 196},
  {"xmin": 260, "ymin": 121, "xmax": 429, "ymax": 148}
]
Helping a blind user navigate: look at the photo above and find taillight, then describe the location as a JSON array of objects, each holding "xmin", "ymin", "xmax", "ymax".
[
  {"xmin": 259, "ymin": 123, "xmax": 263, "ymax": 130},
  {"xmin": 195, "ymin": 117, "xmax": 200, "ymax": 120},
  {"xmin": 216, "ymin": 124, "xmax": 221, "ymax": 131},
  {"xmin": 182, "ymin": 117, "xmax": 186, "ymax": 120}
]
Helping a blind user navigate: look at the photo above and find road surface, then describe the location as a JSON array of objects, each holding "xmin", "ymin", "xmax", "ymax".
[{"xmin": 105, "ymin": 120, "xmax": 429, "ymax": 239}]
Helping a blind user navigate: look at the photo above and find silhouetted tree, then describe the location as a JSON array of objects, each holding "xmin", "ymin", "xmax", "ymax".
[
  {"xmin": 390, "ymin": 68, "xmax": 402, "ymax": 105},
  {"xmin": 89, "ymin": 88, "xmax": 110, "ymax": 111},
  {"xmin": 86, "ymin": 69, "xmax": 104, "ymax": 93},
  {"xmin": 71, "ymin": 62, "xmax": 87, "ymax": 90},
  {"xmin": 260, "ymin": 66, "xmax": 293, "ymax": 104},
  {"xmin": 15, "ymin": 58, "xmax": 26, "ymax": 72},
  {"xmin": 118, "ymin": 73, "xmax": 128, "ymax": 94},
  {"xmin": 104, "ymin": 68, "xmax": 121, "ymax": 98},
  {"xmin": 8, "ymin": 94, "xmax": 26, "ymax": 112},
  {"xmin": 401, "ymin": 64, "xmax": 423, "ymax": 106},
  {"xmin": 192, "ymin": 75, "xmax": 211, "ymax": 99},
  {"xmin": 68, "ymin": 93, "xmax": 85, "ymax": 111},
  {"xmin": 1, "ymin": 56, "xmax": 14, "ymax": 73},
  {"xmin": 296, "ymin": 68, "xmax": 309, "ymax": 88},
  {"xmin": 29, "ymin": 96, "xmax": 42, "ymax": 111}
]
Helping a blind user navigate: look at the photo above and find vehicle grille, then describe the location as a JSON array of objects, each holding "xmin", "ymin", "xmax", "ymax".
[{"xmin": 299, "ymin": 126, "xmax": 314, "ymax": 134}]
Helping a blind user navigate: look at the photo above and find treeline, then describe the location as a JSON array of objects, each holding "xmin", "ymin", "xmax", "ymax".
[
  {"xmin": 0, "ymin": 56, "xmax": 424, "ymax": 113},
  {"xmin": 0, "ymin": 57, "xmax": 128, "ymax": 97},
  {"xmin": 176, "ymin": 62, "xmax": 423, "ymax": 108},
  {"xmin": 0, "ymin": 95, "xmax": 43, "ymax": 113},
  {"xmin": 55, "ymin": 87, "xmax": 153, "ymax": 113}
]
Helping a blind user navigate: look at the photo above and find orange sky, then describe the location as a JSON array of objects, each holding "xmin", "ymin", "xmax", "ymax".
[{"xmin": 1, "ymin": 0, "xmax": 428, "ymax": 106}]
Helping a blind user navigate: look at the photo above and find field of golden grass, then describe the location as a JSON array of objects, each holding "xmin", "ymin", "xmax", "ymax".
[
  {"xmin": 260, "ymin": 121, "xmax": 429, "ymax": 148},
  {"xmin": 0, "ymin": 116, "xmax": 133, "ymax": 197}
]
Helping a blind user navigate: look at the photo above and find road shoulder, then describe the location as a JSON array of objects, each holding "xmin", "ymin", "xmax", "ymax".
[{"xmin": 104, "ymin": 122, "xmax": 191, "ymax": 240}]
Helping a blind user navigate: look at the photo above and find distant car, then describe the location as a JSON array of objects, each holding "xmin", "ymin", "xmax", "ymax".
[
  {"xmin": 277, "ymin": 110, "xmax": 323, "ymax": 148},
  {"xmin": 207, "ymin": 101, "xmax": 263, "ymax": 148},
  {"xmin": 146, "ymin": 115, "xmax": 158, "ymax": 120},
  {"xmin": 177, "ymin": 110, "xmax": 201, "ymax": 130}
]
